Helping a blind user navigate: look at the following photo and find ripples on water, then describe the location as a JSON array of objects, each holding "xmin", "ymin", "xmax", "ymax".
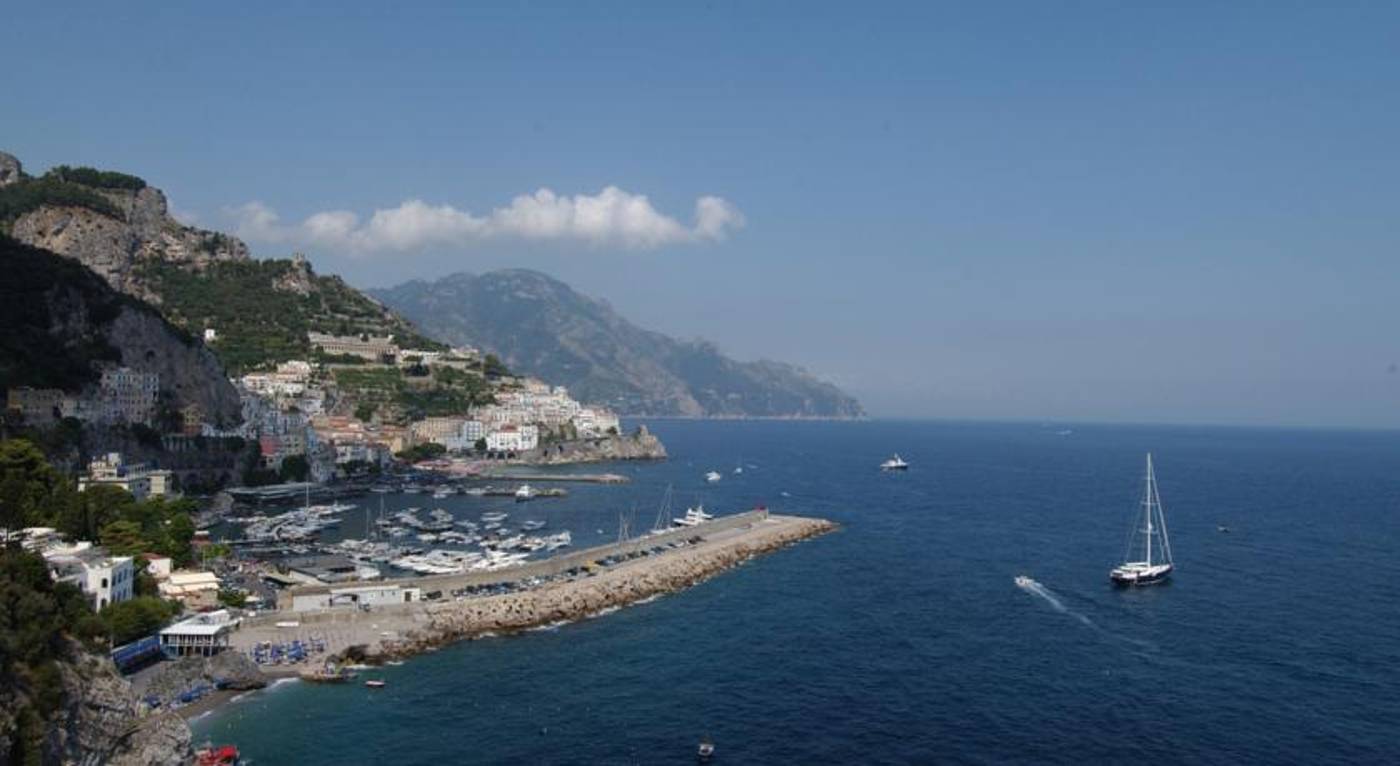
[{"xmin": 195, "ymin": 420, "xmax": 1400, "ymax": 763}]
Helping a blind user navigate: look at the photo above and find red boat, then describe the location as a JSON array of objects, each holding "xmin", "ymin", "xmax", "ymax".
[{"xmin": 195, "ymin": 744, "xmax": 240, "ymax": 765}]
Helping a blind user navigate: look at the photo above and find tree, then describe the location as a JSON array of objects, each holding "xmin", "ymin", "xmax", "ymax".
[
  {"xmin": 474, "ymin": 437, "xmax": 488, "ymax": 453},
  {"xmin": 354, "ymin": 402, "xmax": 377, "ymax": 422},
  {"xmin": 217, "ymin": 589, "xmax": 247, "ymax": 609},
  {"xmin": 483, "ymin": 353, "xmax": 509, "ymax": 378},
  {"xmin": 57, "ymin": 484, "xmax": 133, "ymax": 542},
  {"xmin": 279, "ymin": 454, "xmax": 310, "ymax": 482},
  {"xmin": 99, "ymin": 520, "xmax": 145, "ymax": 556},
  {"xmin": 100, "ymin": 596, "xmax": 177, "ymax": 646},
  {"xmin": 0, "ymin": 438, "xmax": 63, "ymax": 531}
]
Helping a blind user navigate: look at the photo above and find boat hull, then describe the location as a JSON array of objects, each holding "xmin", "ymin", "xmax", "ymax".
[{"xmin": 1110, "ymin": 564, "xmax": 1173, "ymax": 587}]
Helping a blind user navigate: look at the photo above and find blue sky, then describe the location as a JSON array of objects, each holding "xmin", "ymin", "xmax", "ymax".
[{"xmin": 5, "ymin": 2, "xmax": 1399, "ymax": 426}]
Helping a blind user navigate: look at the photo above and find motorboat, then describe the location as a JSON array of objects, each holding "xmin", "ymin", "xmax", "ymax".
[
  {"xmin": 673, "ymin": 505, "xmax": 714, "ymax": 527},
  {"xmin": 515, "ymin": 484, "xmax": 535, "ymax": 501},
  {"xmin": 704, "ymin": 471, "xmax": 722, "ymax": 483},
  {"xmin": 880, "ymin": 454, "xmax": 909, "ymax": 471}
]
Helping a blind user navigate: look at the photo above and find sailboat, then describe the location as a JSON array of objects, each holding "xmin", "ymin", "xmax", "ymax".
[{"xmin": 1110, "ymin": 453, "xmax": 1174, "ymax": 586}]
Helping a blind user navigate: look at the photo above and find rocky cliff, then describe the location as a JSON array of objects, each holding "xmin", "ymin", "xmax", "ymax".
[
  {"xmin": 0, "ymin": 234, "xmax": 242, "ymax": 426},
  {"xmin": 1, "ymin": 151, "xmax": 247, "ymax": 302},
  {"xmin": 520, "ymin": 425, "xmax": 668, "ymax": 464},
  {"xmin": 372, "ymin": 270, "xmax": 866, "ymax": 418}
]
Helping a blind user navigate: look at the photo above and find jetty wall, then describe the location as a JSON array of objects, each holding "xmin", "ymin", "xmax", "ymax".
[{"xmin": 269, "ymin": 509, "xmax": 771, "ymax": 611}]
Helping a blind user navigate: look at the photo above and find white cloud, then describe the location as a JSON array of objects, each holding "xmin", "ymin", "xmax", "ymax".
[{"xmin": 229, "ymin": 186, "xmax": 743, "ymax": 256}]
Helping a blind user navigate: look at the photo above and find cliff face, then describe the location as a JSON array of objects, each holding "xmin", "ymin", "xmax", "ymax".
[
  {"xmin": 0, "ymin": 235, "xmax": 242, "ymax": 426},
  {"xmin": 521, "ymin": 425, "xmax": 668, "ymax": 464},
  {"xmin": 0, "ymin": 643, "xmax": 192, "ymax": 766},
  {"xmin": 372, "ymin": 270, "xmax": 866, "ymax": 418},
  {"xmin": 2, "ymin": 152, "xmax": 248, "ymax": 302}
]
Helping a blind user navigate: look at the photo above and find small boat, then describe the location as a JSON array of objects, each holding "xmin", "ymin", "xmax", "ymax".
[
  {"xmin": 698, "ymin": 736, "xmax": 715, "ymax": 761},
  {"xmin": 515, "ymin": 484, "xmax": 535, "ymax": 502},
  {"xmin": 880, "ymin": 454, "xmax": 909, "ymax": 471},
  {"xmin": 1217, "ymin": 524, "xmax": 1231, "ymax": 534},
  {"xmin": 521, "ymin": 520, "xmax": 547, "ymax": 531},
  {"xmin": 195, "ymin": 743, "xmax": 241, "ymax": 765},
  {"xmin": 1110, "ymin": 453, "xmax": 1175, "ymax": 586},
  {"xmin": 705, "ymin": 471, "xmax": 722, "ymax": 483},
  {"xmin": 365, "ymin": 679, "xmax": 386, "ymax": 689},
  {"xmin": 1014, "ymin": 575, "xmax": 1035, "ymax": 588}
]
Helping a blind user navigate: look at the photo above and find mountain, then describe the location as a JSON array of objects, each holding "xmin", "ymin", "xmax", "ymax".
[
  {"xmin": 371, "ymin": 270, "xmax": 865, "ymax": 418},
  {"xmin": 0, "ymin": 233, "xmax": 241, "ymax": 427},
  {"xmin": 0, "ymin": 151, "xmax": 441, "ymax": 375}
]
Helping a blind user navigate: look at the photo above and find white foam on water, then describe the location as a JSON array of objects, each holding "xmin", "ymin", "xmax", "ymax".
[{"xmin": 1016, "ymin": 576, "xmax": 1095, "ymax": 630}]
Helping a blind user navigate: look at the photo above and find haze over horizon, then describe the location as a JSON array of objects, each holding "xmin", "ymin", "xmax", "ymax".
[{"xmin": 6, "ymin": 2, "xmax": 1398, "ymax": 428}]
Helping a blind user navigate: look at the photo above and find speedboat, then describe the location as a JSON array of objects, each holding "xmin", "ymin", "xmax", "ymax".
[
  {"xmin": 698, "ymin": 737, "xmax": 715, "ymax": 761},
  {"xmin": 704, "ymin": 471, "xmax": 722, "ymax": 483},
  {"xmin": 515, "ymin": 484, "xmax": 535, "ymax": 502},
  {"xmin": 880, "ymin": 454, "xmax": 909, "ymax": 471},
  {"xmin": 1014, "ymin": 575, "xmax": 1035, "ymax": 588}
]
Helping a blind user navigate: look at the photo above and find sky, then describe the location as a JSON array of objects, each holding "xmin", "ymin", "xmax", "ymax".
[{"xmin": 4, "ymin": 2, "xmax": 1399, "ymax": 427}]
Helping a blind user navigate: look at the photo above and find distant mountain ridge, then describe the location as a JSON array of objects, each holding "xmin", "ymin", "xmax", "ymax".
[{"xmin": 371, "ymin": 270, "xmax": 865, "ymax": 418}]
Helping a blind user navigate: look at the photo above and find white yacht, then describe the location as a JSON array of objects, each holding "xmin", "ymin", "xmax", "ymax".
[
  {"xmin": 880, "ymin": 454, "xmax": 909, "ymax": 471},
  {"xmin": 1110, "ymin": 453, "xmax": 1175, "ymax": 586},
  {"xmin": 672, "ymin": 505, "xmax": 715, "ymax": 527},
  {"xmin": 514, "ymin": 484, "xmax": 535, "ymax": 501},
  {"xmin": 705, "ymin": 471, "xmax": 723, "ymax": 483}
]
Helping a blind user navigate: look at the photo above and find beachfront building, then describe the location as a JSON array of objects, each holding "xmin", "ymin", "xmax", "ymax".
[
  {"xmin": 159, "ymin": 610, "xmax": 238, "ymax": 657},
  {"xmin": 287, "ymin": 583, "xmax": 422, "ymax": 612}
]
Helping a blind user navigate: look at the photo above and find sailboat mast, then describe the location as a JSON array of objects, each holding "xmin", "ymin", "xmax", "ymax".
[{"xmin": 1144, "ymin": 454, "xmax": 1154, "ymax": 567}]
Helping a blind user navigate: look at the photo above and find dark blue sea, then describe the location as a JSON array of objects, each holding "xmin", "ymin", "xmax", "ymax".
[{"xmin": 193, "ymin": 420, "xmax": 1400, "ymax": 764}]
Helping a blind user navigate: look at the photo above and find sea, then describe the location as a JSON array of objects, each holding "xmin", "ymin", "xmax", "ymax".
[{"xmin": 192, "ymin": 419, "xmax": 1400, "ymax": 764}]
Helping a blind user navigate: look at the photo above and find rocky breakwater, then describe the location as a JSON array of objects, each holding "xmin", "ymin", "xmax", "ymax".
[
  {"xmin": 373, "ymin": 515, "xmax": 835, "ymax": 658},
  {"xmin": 521, "ymin": 425, "xmax": 668, "ymax": 465}
]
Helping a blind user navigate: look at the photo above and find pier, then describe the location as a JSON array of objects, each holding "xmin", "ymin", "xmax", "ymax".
[
  {"xmin": 229, "ymin": 511, "xmax": 833, "ymax": 663},
  {"xmin": 477, "ymin": 471, "xmax": 630, "ymax": 484}
]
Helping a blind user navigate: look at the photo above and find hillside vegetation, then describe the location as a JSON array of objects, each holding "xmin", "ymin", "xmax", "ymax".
[{"xmin": 136, "ymin": 257, "xmax": 444, "ymax": 374}]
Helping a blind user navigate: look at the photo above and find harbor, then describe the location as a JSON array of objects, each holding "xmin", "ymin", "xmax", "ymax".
[{"xmin": 226, "ymin": 510, "xmax": 834, "ymax": 667}]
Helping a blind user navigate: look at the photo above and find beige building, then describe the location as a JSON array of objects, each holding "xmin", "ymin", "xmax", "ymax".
[
  {"xmin": 308, "ymin": 332, "xmax": 399, "ymax": 361},
  {"xmin": 159, "ymin": 570, "xmax": 222, "ymax": 610}
]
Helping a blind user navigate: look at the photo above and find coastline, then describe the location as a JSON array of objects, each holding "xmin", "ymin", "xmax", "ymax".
[{"xmin": 201, "ymin": 514, "xmax": 834, "ymax": 720}]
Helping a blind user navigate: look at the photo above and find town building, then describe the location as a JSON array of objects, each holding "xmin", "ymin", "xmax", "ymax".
[
  {"xmin": 5, "ymin": 387, "xmax": 67, "ymax": 426},
  {"xmin": 411, "ymin": 416, "xmax": 467, "ymax": 446},
  {"xmin": 486, "ymin": 423, "xmax": 540, "ymax": 452},
  {"xmin": 99, "ymin": 367, "xmax": 159, "ymax": 424},
  {"xmin": 78, "ymin": 452, "xmax": 174, "ymax": 501},
  {"xmin": 158, "ymin": 570, "xmax": 222, "ymax": 610},
  {"xmin": 307, "ymin": 331, "xmax": 399, "ymax": 362}
]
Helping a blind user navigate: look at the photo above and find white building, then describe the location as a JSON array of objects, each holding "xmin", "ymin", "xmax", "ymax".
[
  {"xmin": 43, "ymin": 545, "xmax": 134, "ymax": 610},
  {"xmin": 486, "ymin": 424, "xmax": 539, "ymax": 452},
  {"xmin": 289, "ymin": 583, "xmax": 422, "ymax": 612}
]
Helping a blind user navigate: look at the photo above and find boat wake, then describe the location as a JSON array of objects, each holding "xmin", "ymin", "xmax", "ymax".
[
  {"xmin": 1015, "ymin": 576, "xmax": 1157, "ymax": 651},
  {"xmin": 1016, "ymin": 577, "xmax": 1091, "ymax": 625}
]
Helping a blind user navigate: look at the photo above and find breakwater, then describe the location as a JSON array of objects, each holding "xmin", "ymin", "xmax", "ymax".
[{"xmin": 234, "ymin": 513, "xmax": 834, "ymax": 663}]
